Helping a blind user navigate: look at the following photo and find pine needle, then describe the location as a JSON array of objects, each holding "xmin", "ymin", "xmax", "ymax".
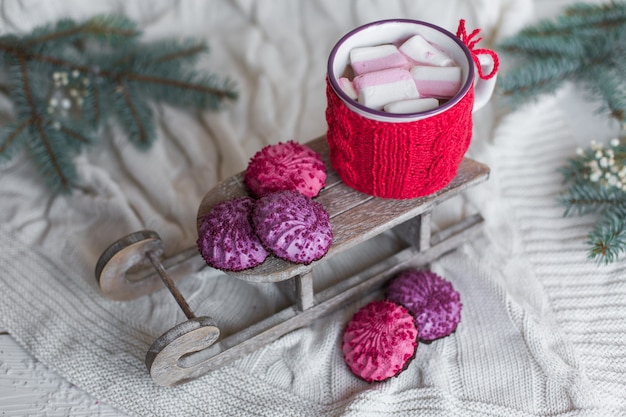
[
  {"xmin": 561, "ymin": 136, "xmax": 626, "ymax": 263},
  {"xmin": 501, "ymin": 2, "xmax": 626, "ymax": 264},
  {"xmin": 497, "ymin": 1, "xmax": 626, "ymax": 124},
  {"xmin": 0, "ymin": 14, "xmax": 237, "ymax": 193}
]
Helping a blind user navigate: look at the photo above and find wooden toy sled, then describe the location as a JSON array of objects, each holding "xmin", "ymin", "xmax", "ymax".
[{"xmin": 95, "ymin": 135, "xmax": 489, "ymax": 386}]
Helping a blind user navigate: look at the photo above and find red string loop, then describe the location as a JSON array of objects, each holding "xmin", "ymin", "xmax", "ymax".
[{"xmin": 456, "ymin": 19, "xmax": 499, "ymax": 80}]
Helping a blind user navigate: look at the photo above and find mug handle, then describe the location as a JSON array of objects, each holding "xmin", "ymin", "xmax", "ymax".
[{"xmin": 473, "ymin": 53, "xmax": 497, "ymax": 113}]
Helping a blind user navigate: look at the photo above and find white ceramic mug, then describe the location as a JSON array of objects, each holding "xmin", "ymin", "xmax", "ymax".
[
  {"xmin": 324, "ymin": 19, "xmax": 498, "ymax": 199},
  {"xmin": 327, "ymin": 19, "xmax": 497, "ymax": 123}
]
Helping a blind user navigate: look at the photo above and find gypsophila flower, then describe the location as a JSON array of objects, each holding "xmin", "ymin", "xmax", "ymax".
[
  {"xmin": 561, "ymin": 133, "xmax": 626, "ymax": 265},
  {"xmin": 581, "ymin": 138, "xmax": 626, "ymax": 191},
  {"xmin": 0, "ymin": 13, "xmax": 238, "ymax": 194}
]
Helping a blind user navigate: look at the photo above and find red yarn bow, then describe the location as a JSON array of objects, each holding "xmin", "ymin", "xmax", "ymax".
[{"xmin": 456, "ymin": 19, "xmax": 499, "ymax": 80}]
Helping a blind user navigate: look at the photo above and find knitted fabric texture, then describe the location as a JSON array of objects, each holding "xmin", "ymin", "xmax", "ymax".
[{"xmin": 325, "ymin": 79, "xmax": 474, "ymax": 199}]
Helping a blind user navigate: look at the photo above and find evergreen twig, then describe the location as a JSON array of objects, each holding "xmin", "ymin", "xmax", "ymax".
[
  {"xmin": 497, "ymin": 1, "xmax": 626, "ymax": 124},
  {"xmin": 0, "ymin": 14, "xmax": 238, "ymax": 193},
  {"xmin": 587, "ymin": 208, "xmax": 626, "ymax": 263},
  {"xmin": 498, "ymin": 1, "xmax": 626, "ymax": 264},
  {"xmin": 561, "ymin": 137, "xmax": 626, "ymax": 263}
]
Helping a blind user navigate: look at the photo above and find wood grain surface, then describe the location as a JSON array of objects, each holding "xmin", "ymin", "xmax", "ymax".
[
  {"xmin": 139, "ymin": 135, "xmax": 490, "ymax": 384},
  {"xmin": 196, "ymin": 135, "xmax": 490, "ymax": 283}
]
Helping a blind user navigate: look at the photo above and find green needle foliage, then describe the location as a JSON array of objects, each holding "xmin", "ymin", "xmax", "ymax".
[
  {"xmin": 561, "ymin": 137, "xmax": 626, "ymax": 264},
  {"xmin": 498, "ymin": 1, "xmax": 626, "ymax": 264},
  {"xmin": 497, "ymin": 1, "xmax": 626, "ymax": 123},
  {"xmin": 0, "ymin": 15, "xmax": 238, "ymax": 193}
]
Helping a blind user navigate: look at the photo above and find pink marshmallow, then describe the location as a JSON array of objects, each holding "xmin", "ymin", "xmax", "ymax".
[
  {"xmin": 410, "ymin": 66, "xmax": 462, "ymax": 99},
  {"xmin": 338, "ymin": 77, "xmax": 358, "ymax": 100},
  {"xmin": 353, "ymin": 68, "xmax": 420, "ymax": 110},
  {"xmin": 349, "ymin": 44, "xmax": 410, "ymax": 76},
  {"xmin": 399, "ymin": 34, "xmax": 455, "ymax": 67},
  {"xmin": 383, "ymin": 98, "xmax": 440, "ymax": 114}
]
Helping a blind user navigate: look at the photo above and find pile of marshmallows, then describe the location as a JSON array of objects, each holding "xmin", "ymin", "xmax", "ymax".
[{"xmin": 338, "ymin": 34, "xmax": 462, "ymax": 113}]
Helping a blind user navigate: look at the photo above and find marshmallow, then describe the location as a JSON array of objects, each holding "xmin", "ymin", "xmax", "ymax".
[
  {"xmin": 353, "ymin": 68, "xmax": 420, "ymax": 110},
  {"xmin": 384, "ymin": 98, "xmax": 440, "ymax": 114},
  {"xmin": 338, "ymin": 77, "xmax": 358, "ymax": 100},
  {"xmin": 399, "ymin": 34, "xmax": 455, "ymax": 67},
  {"xmin": 349, "ymin": 44, "xmax": 410, "ymax": 76},
  {"xmin": 410, "ymin": 66, "xmax": 462, "ymax": 98}
]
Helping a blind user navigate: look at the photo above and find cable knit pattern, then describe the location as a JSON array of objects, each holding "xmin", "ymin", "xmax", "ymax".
[
  {"xmin": 325, "ymin": 78, "xmax": 474, "ymax": 199},
  {"xmin": 2, "ymin": 97, "xmax": 626, "ymax": 416},
  {"xmin": 2, "ymin": 1, "xmax": 626, "ymax": 416}
]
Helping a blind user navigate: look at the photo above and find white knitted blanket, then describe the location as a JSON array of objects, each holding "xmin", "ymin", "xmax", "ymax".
[{"xmin": 1, "ymin": 1, "xmax": 625, "ymax": 416}]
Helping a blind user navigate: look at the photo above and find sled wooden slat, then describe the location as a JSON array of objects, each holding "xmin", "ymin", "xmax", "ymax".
[
  {"xmin": 196, "ymin": 135, "xmax": 489, "ymax": 283},
  {"xmin": 97, "ymin": 135, "xmax": 490, "ymax": 386}
]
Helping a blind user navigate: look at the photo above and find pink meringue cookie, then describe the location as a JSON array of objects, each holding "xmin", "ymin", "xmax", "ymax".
[
  {"xmin": 252, "ymin": 190, "xmax": 332, "ymax": 264},
  {"xmin": 244, "ymin": 141, "xmax": 327, "ymax": 198},
  {"xmin": 387, "ymin": 269, "xmax": 462, "ymax": 341},
  {"xmin": 342, "ymin": 300, "xmax": 418, "ymax": 382},
  {"xmin": 197, "ymin": 196, "xmax": 268, "ymax": 271}
]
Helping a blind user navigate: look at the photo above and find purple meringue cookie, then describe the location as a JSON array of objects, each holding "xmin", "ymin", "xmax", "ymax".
[
  {"xmin": 387, "ymin": 269, "xmax": 462, "ymax": 341},
  {"xmin": 252, "ymin": 190, "xmax": 332, "ymax": 264},
  {"xmin": 197, "ymin": 196, "xmax": 268, "ymax": 271}
]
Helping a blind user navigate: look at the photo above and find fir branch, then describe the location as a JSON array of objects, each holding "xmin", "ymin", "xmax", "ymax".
[
  {"xmin": 17, "ymin": 52, "xmax": 37, "ymax": 115},
  {"xmin": 587, "ymin": 205, "xmax": 626, "ymax": 263},
  {"xmin": 81, "ymin": 15, "xmax": 141, "ymax": 43},
  {"xmin": 23, "ymin": 15, "xmax": 140, "ymax": 47},
  {"xmin": 126, "ymin": 71, "xmax": 239, "ymax": 104},
  {"xmin": 148, "ymin": 39, "xmax": 208, "ymax": 65},
  {"xmin": 103, "ymin": 39, "xmax": 208, "ymax": 71},
  {"xmin": 561, "ymin": 136, "xmax": 626, "ymax": 263},
  {"xmin": 57, "ymin": 122, "xmax": 95, "ymax": 152},
  {"xmin": 113, "ymin": 78, "xmax": 155, "ymax": 148},
  {"xmin": 502, "ymin": 2, "xmax": 626, "ymax": 264},
  {"xmin": 0, "ymin": 46, "xmax": 238, "ymax": 104},
  {"xmin": 0, "ymin": 14, "xmax": 237, "ymax": 193},
  {"xmin": 578, "ymin": 63, "xmax": 626, "ymax": 122},
  {"xmin": 92, "ymin": 82, "xmax": 101, "ymax": 124},
  {"xmin": 155, "ymin": 44, "xmax": 208, "ymax": 64},
  {"xmin": 514, "ymin": 1, "xmax": 626, "ymax": 37},
  {"xmin": 497, "ymin": 30, "xmax": 587, "ymax": 57},
  {"xmin": 497, "ymin": 1, "xmax": 626, "ymax": 123},
  {"xmin": 565, "ymin": 1, "xmax": 626, "ymax": 24},
  {"xmin": 0, "ymin": 118, "xmax": 32, "ymax": 160},
  {"xmin": 560, "ymin": 182, "xmax": 626, "ymax": 216},
  {"xmin": 560, "ymin": 152, "xmax": 589, "ymax": 181},
  {"xmin": 498, "ymin": 55, "xmax": 581, "ymax": 102},
  {"xmin": 29, "ymin": 119, "xmax": 73, "ymax": 190}
]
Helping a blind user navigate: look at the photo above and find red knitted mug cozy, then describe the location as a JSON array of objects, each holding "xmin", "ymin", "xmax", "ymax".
[
  {"xmin": 325, "ymin": 20, "xmax": 498, "ymax": 200},
  {"xmin": 325, "ymin": 81, "xmax": 474, "ymax": 199}
]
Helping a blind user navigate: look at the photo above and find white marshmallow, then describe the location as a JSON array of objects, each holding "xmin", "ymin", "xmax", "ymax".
[
  {"xmin": 399, "ymin": 34, "xmax": 455, "ymax": 67},
  {"xmin": 353, "ymin": 68, "xmax": 420, "ymax": 110},
  {"xmin": 410, "ymin": 66, "xmax": 462, "ymax": 98},
  {"xmin": 338, "ymin": 77, "xmax": 358, "ymax": 100},
  {"xmin": 383, "ymin": 98, "xmax": 440, "ymax": 114},
  {"xmin": 349, "ymin": 44, "xmax": 410, "ymax": 75}
]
